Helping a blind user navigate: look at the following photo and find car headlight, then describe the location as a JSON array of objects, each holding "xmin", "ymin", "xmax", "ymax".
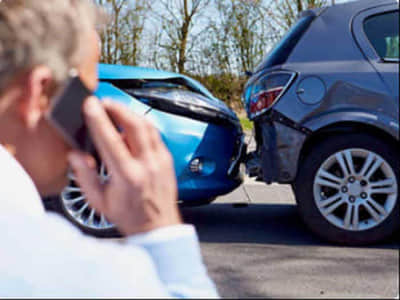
[{"xmin": 129, "ymin": 88, "xmax": 239, "ymax": 126}]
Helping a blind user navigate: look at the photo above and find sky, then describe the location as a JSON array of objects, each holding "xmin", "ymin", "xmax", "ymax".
[{"xmin": 104, "ymin": 0, "xmax": 356, "ymax": 72}]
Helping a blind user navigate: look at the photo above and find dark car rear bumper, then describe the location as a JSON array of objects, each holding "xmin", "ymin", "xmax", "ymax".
[{"xmin": 247, "ymin": 110, "xmax": 311, "ymax": 184}]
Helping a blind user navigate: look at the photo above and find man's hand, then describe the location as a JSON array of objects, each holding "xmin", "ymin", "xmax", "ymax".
[{"xmin": 68, "ymin": 97, "xmax": 182, "ymax": 236}]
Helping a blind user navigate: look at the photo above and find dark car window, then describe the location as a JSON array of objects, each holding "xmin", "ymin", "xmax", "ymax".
[
  {"xmin": 254, "ymin": 13, "xmax": 316, "ymax": 73},
  {"xmin": 364, "ymin": 11, "xmax": 399, "ymax": 61}
]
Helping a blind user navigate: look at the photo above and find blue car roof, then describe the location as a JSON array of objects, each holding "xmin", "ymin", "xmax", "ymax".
[{"xmin": 98, "ymin": 64, "xmax": 214, "ymax": 100}]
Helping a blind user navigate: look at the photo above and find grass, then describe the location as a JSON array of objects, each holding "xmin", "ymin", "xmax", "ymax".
[{"xmin": 240, "ymin": 117, "xmax": 254, "ymax": 132}]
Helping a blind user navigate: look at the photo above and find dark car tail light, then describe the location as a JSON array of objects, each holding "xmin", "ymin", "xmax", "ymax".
[
  {"xmin": 250, "ymin": 87, "xmax": 284, "ymax": 114},
  {"xmin": 247, "ymin": 71, "xmax": 296, "ymax": 119}
]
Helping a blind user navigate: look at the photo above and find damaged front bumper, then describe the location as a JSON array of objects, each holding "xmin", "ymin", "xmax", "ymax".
[
  {"xmin": 246, "ymin": 110, "xmax": 311, "ymax": 184},
  {"xmin": 228, "ymin": 134, "xmax": 247, "ymax": 181}
]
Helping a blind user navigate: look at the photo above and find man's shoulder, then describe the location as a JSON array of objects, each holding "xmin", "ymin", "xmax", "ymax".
[
  {"xmin": 0, "ymin": 145, "xmax": 44, "ymax": 216},
  {"xmin": 0, "ymin": 212, "xmax": 157, "ymax": 296}
]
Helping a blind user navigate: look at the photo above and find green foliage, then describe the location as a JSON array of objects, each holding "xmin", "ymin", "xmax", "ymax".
[
  {"xmin": 192, "ymin": 73, "xmax": 247, "ymax": 111},
  {"xmin": 240, "ymin": 117, "xmax": 254, "ymax": 131}
]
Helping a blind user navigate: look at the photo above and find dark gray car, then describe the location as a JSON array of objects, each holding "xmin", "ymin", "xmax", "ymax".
[{"xmin": 244, "ymin": 0, "xmax": 399, "ymax": 245}]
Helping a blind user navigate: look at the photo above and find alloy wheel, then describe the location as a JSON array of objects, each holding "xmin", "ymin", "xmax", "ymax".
[
  {"xmin": 313, "ymin": 149, "xmax": 398, "ymax": 231},
  {"xmin": 61, "ymin": 164, "xmax": 115, "ymax": 230}
]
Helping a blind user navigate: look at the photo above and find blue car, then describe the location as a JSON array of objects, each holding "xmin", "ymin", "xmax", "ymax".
[{"xmin": 49, "ymin": 64, "xmax": 245, "ymax": 237}]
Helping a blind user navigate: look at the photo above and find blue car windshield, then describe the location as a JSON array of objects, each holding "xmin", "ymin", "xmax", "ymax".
[{"xmin": 254, "ymin": 14, "xmax": 316, "ymax": 72}]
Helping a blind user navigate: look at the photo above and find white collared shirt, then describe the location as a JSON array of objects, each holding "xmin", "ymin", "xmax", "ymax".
[{"xmin": 0, "ymin": 145, "xmax": 218, "ymax": 298}]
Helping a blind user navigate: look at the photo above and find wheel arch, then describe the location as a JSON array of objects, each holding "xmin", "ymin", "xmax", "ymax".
[{"xmin": 299, "ymin": 121, "xmax": 399, "ymax": 169}]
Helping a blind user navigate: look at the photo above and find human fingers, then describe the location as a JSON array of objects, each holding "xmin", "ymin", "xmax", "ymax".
[
  {"xmin": 102, "ymin": 100, "xmax": 156, "ymax": 156},
  {"xmin": 144, "ymin": 120, "xmax": 163, "ymax": 151},
  {"xmin": 67, "ymin": 151, "xmax": 105, "ymax": 212},
  {"xmin": 82, "ymin": 97, "xmax": 132, "ymax": 172}
]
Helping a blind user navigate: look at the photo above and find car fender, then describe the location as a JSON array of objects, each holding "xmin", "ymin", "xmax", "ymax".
[{"xmin": 95, "ymin": 82, "xmax": 151, "ymax": 116}]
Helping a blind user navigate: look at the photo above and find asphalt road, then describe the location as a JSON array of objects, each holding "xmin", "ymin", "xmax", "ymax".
[{"xmin": 180, "ymin": 182, "xmax": 400, "ymax": 299}]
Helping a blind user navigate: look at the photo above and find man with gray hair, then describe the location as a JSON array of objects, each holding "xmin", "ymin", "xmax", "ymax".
[{"xmin": 0, "ymin": 0, "xmax": 218, "ymax": 297}]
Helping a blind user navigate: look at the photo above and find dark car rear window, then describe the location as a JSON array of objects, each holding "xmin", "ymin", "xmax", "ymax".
[
  {"xmin": 254, "ymin": 13, "xmax": 316, "ymax": 73},
  {"xmin": 364, "ymin": 11, "xmax": 399, "ymax": 60}
]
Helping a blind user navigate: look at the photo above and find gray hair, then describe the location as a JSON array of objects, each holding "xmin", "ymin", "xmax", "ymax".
[{"xmin": 0, "ymin": 0, "xmax": 104, "ymax": 93}]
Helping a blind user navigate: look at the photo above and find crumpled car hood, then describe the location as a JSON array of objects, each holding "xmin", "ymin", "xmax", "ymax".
[{"xmin": 98, "ymin": 64, "xmax": 237, "ymax": 121}]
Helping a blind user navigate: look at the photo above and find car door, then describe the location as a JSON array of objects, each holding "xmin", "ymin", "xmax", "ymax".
[{"xmin": 352, "ymin": 4, "xmax": 399, "ymax": 131}]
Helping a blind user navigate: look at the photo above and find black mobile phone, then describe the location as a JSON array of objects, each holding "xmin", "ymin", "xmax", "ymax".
[{"xmin": 47, "ymin": 75, "xmax": 96, "ymax": 153}]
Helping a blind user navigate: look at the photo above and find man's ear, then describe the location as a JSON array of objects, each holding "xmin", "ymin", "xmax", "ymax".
[{"xmin": 17, "ymin": 66, "xmax": 53, "ymax": 130}]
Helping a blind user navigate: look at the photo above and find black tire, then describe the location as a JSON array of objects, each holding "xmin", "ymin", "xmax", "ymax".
[
  {"xmin": 294, "ymin": 133, "xmax": 399, "ymax": 245},
  {"xmin": 49, "ymin": 196, "xmax": 121, "ymax": 238}
]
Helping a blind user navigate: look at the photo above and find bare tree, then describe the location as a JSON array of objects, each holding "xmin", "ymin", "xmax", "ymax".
[
  {"xmin": 204, "ymin": 0, "xmax": 273, "ymax": 75},
  {"xmin": 154, "ymin": 0, "xmax": 211, "ymax": 74},
  {"xmin": 97, "ymin": 0, "xmax": 152, "ymax": 65},
  {"xmin": 264, "ymin": 0, "xmax": 329, "ymax": 33},
  {"xmin": 229, "ymin": 0, "xmax": 270, "ymax": 73},
  {"xmin": 93, "ymin": 0, "xmax": 332, "ymax": 111}
]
